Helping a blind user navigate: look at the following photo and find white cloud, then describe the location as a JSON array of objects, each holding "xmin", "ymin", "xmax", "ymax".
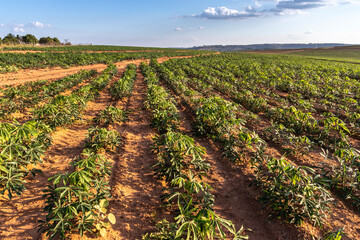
[
  {"xmin": 0, "ymin": 21, "xmax": 51, "ymax": 33},
  {"xmin": 198, "ymin": 6, "xmax": 262, "ymax": 19},
  {"xmin": 29, "ymin": 21, "xmax": 51, "ymax": 28},
  {"xmin": 276, "ymin": 0, "xmax": 327, "ymax": 10},
  {"xmin": 175, "ymin": 27, "xmax": 183, "ymax": 31},
  {"xmin": 199, "ymin": 26, "xmax": 204, "ymax": 30},
  {"xmin": 275, "ymin": 9, "xmax": 309, "ymax": 15},
  {"xmin": 13, "ymin": 27, "xmax": 25, "ymax": 33},
  {"xmin": 188, "ymin": 0, "xmax": 357, "ymax": 20}
]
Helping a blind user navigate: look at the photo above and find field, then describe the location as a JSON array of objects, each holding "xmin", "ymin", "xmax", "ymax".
[
  {"xmin": 0, "ymin": 46, "xmax": 360, "ymax": 240},
  {"xmin": 248, "ymin": 45, "xmax": 360, "ymax": 64}
]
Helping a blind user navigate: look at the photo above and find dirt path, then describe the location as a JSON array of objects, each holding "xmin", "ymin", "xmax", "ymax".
[
  {"xmin": 103, "ymin": 72, "xmax": 167, "ymax": 239},
  {"xmin": 0, "ymin": 59, "xmax": 143, "ymax": 86},
  {"xmin": 0, "ymin": 55, "xmax": 209, "ymax": 87}
]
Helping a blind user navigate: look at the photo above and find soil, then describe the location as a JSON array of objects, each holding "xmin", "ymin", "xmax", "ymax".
[
  {"xmin": 0, "ymin": 50, "xmax": 187, "ymax": 54},
  {"xmin": 105, "ymin": 72, "xmax": 167, "ymax": 239},
  {"xmin": 0, "ymin": 56, "xmax": 195, "ymax": 240},
  {"xmin": 0, "ymin": 59, "xmax": 143, "ymax": 87},
  {"xmin": 0, "ymin": 65, "xmax": 126, "ymax": 240},
  {"xmin": 173, "ymin": 100, "xmax": 307, "ymax": 239},
  {"xmin": 159, "ymin": 68, "xmax": 360, "ymax": 239},
  {"xmin": 0, "ymin": 55, "xmax": 198, "ymax": 87},
  {"xmin": 0, "ymin": 54, "xmax": 359, "ymax": 240}
]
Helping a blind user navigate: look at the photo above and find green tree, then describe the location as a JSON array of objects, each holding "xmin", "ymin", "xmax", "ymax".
[
  {"xmin": 3, "ymin": 33, "xmax": 19, "ymax": 44},
  {"xmin": 22, "ymin": 34, "xmax": 39, "ymax": 44},
  {"xmin": 39, "ymin": 36, "xmax": 61, "ymax": 45},
  {"xmin": 39, "ymin": 36, "xmax": 52, "ymax": 44},
  {"xmin": 53, "ymin": 37, "xmax": 61, "ymax": 45}
]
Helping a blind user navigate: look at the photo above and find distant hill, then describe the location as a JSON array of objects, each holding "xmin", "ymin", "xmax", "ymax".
[{"xmin": 189, "ymin": 43, "xmax": 351, "ymax": 52}]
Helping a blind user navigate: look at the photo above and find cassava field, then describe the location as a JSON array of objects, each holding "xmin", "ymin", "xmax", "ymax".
[{"xmin": 0, "ymin": 45, "xmax": 360, "ymax": 240}]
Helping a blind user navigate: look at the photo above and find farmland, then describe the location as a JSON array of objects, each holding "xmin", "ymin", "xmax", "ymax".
[{"xmin": 0, "ymin": 46, "xmax": 360, "ymax": 239}]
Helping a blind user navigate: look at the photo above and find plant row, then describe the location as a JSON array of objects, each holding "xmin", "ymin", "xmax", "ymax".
[
  {"xmin": 161, "ymin": 56, "xmax": 360, "ymax": 214},
  {"xmin": 0, "ymin": 49, "xmax": 210, "ymax": 73},
  {"xmin": 109, "ymin": 63, "xmax": 137, "ymax": 100},
  {"xmin": 0, "ymin": 70, "xmax": 96, "ymax": 119},
  {"xmin": 33, "ymin": 64, "xmax": 117, "ymax": 128},
  {"xmin": 0, "ymin": 65, "xmax": 116, "ymax": 200},
  {"xmin": 38, "ymin": 64, "xmax": 136, "ymax": 238},
  {"xmin": 38, "ymin": 124, "xmax": 121, "ymax": 239},
  {"xmin": 141, "ymin": 62, "xmax": 248, "ymax": 239},
  {"xmin": 151, "ymin": 60, "xmax": 335, "ymax": 229}
]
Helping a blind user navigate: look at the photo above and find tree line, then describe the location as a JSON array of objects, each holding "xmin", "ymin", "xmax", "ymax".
[{"xmin": 0, "ymin": 33, "xmax": 69, "ymax": 45}]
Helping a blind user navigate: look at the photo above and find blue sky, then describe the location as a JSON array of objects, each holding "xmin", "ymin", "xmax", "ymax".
[{"xmin": 0, "ymin": 0, "xmax": 359, "ymax": 47}]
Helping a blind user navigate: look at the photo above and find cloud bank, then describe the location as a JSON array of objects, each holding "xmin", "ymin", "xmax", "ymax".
[
  {"xmin": 189, "ymin": 0, "xmax": 355, "ymax": 20},
  {"xmin": 199, "ymin": 6, "xmax": 261, "ymax": 19},
  {"xmin": 0, "ymin": 21, "xmax": 51, "ymax": 33}
]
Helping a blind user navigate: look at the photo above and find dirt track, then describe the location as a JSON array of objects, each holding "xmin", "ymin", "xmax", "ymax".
[{"xmin": 0, "ymin": 55, "xmax": 203, "ymax": 87}]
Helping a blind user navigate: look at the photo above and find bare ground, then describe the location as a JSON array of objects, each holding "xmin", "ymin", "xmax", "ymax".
[
  {"xmin": 1, "ymin": 54, "xmax": 359, "ymax": 239},
  {"xmin": 0, "ymin": 55, "xmax": 209, "ymax": 87}
]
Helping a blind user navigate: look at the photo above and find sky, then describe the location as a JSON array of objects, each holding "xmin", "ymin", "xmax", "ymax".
[{"xmin": 0, "ymin": 0, "xmax": 359, "ymax": 47}]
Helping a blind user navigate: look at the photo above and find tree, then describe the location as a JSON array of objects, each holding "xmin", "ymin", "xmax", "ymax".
[
  {"xmin": 16, "ymin": 35, "xmax": 22, "ymax": 43},
  {"xmin": 39, "ymin": 36, "xmax": 61, "ymax": 45},
  {"xmin": 0, "ymin": 37, "xmax": 2, "ymax": 45},
  {"xmin": 39, "ymin": 36, "xmax": 52, "ymax": 44},
  {"xmin": 22, "ymin": 34, "xmax": 39, "ymax": 44},
  {"xmin": 3, "ymin": 33, "xmax": 18, "ymax": 44},
  {"xmin": 53, "ymin": 37, "xmax": 61, "ymax": 45}
]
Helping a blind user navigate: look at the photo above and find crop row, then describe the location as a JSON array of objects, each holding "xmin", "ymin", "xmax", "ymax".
[
  {"xmin": 150, "ymin": 59, "xmax": 346, "ymax": 234},
  {"xmin": 177, "ymin": 55, "xmax": 360, "ymax": 135},
  {"xmin": 0, "ymin": 70, "xmax": 96, "ymax": 119},
  {"xmin": 0, "ymin": 65, "xmax": 117, "ymax": 200},
  {"xmin": 160, "ymin": 55, "xmax": 360, "ymax": 213},
  {"xmin": 33, "ymin": 65, "xmax": 117, "ymax": 128},
  {"xmin": 37, "ymin": 63, "xmax": 139, "ymax": 238},
  {"xmin": 141, "ymin": 61, "xmax": 249, "ymax": 239},
  {"xmin": 39, "ymin": 123, "xmax": 121, "ymax": 239},
  {"xmin": 0, "ymin": 50, "xmax": 209, "ymax": 73}
]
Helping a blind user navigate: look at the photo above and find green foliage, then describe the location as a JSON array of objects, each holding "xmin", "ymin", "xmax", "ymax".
[
  {"xmin": 0, "ymin": 120, "xmax": 51, "ymax": 199},
  {"xmin": 39, "ymin": 120, "xmax": 119, "ymax": 238},
  {"xmin": 0, "ymin": 47, "xmax": 208, "ymax": 73},
  {"xmin": 22, "ymin": 34, "xmax": 39, "ymax": 44},
  {"xmin": 252, "ymin": 145, "xmax": 333, "ymax": 226},
  {"xmin": 33, "ymin": 65, "xmax": 116, "ymax": 128},
  {"xmin": 324, "ymin": 228, "xmax": 346, "ymax": 240},
  {"xmin": 145, "ymin": 84, "xmax": 180, "ymax": 133},
  {"xmin": 142, "ymin": 219, "xmax": 178, "ymax": 240},
  {"xmin": 142, "ymin": 62, "xmax": 248, "ymax": 239},
  {"xmin": 2, "ymin": 33, "xmax": 18, "ymax": 44},
  {"xmin": 321, "ymin": 148, "xmax": 360, "ymax": 210},
  {"xmin": 39, "ymin": 36, "xmax": 61, "ymax": 45},
  {"xmin": 263, "ymin": 122, "xmax": 312, "ymax": 156},
  {"xmin": 94, "ymin": 105, "xmax": 126, "ymax": 126},
  {"xmin": 150, "ymin": 131, "xmax": 247, "ymax": 239},
  {"xmin": 85, "ymin": 126, "xmax": 121, "ymax": 153},
  {"xmin": 267, "ymin": 106, "xmax": 319, "ymax": 135},
  {"xmin": 39, "ymin": 150, "xmax": 114, "ymax": 239},
  {"xmin": 109, "ymin": 63, "xmax": 137, "ymax": 100},
  {"xmin": 151, "ymin": 131, "xmax": 209, "ymax": 182},
  {"xmin": 194, "ymin": 97, "xmax": 242, "ymax": 138}
]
